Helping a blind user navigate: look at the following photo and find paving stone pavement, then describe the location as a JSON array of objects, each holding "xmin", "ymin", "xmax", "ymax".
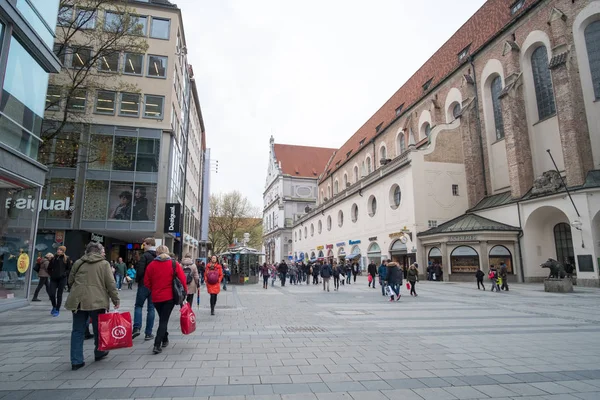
[{"xmin": 1, "ymin": 277, "xmax": 600, "ymax": 400}]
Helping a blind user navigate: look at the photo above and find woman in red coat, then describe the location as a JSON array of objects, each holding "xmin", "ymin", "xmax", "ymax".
[
  {"xmin": 204, "ymin": 255, "xmax": 223, "ymax": 316},
  {"xmin": 144, "ymin": 245, "xmax": 187, "ymax": 354}
]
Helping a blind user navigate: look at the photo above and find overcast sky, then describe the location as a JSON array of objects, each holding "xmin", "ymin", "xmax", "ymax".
[{"xmin": 179, "ymin": 0, "xmax": 487, "ymax": 208}]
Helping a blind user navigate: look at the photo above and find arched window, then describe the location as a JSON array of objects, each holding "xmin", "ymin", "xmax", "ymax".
[
  {"xmin": 452, "ymin": 102, "xmax": 462, "ymax": 118},
  {"xmin": 489, "ymin": 245, "xmax": 513, "ymax": 273},
  {"xmin": 327, "ymin": 215, "xmax": 332, "ymax": 231},
  {"xmin": 380, "ymin": 146, "xmax": 387, "ymax": 162},
  {"xmin": 491, "ymin": 76, "xmax": 505, "ymax": 140},
  {"xmin": 338, "ymin": 210, "xmax": 343, "ymax": 227},
  {"xmin": 304, "ymin": 226, "xmax": 307, "ymax": 238},
  {"xmin": 351, "ymin": 203, "xmax": 358, "ymax": 222},
  {"xmin": 368, "ymin": 195, "xmax": 377, "ymax": 217},
  {"xmin": 585, "ymin": 21, "xmax": 600, "ymax": 99},
  {"xmin": 398, "ymin": 132, "xmax": 406, "ymax": 154},
  {"xmin": 450, "ymin": 246, "xmax": 480, "ymax": 273},
  {"xmin": 318, "ymin": 220, "xmax": 322, "ymax": 234},
  {"xmin": 423, "ymin": 122, "xmax": 432, "ymax": 139},
  {"xmin": 343, "ymin": 173, "xmax": 348, "ymax": 188},
  {"xmin": 310, "ymin": 224, "xmax": 314, "ymax": 237},
  {"xmin": 366, "ymin": 157, "xmax": 372, "ymax": 174},
  {"xmin": 554, "ymin": 223, "xmax": 574, "ymax": 266},
  {"xmin": 531, "ymin": 46, "xmax": 556, "ymax": 119},
  {"xmin": 334, "ymin": 180, "xmax": 339, "ymax": 195},
  {"xmin": 327, "ymin": 185, "xmax": 331, "ymax": 199},
  {"xmin": 353, "ymin": 165, "xmax": 359, "ymax": 182}
]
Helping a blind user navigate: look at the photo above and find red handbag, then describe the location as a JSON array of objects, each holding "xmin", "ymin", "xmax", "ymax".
[
  {"xmin": 368, "ymin": 275, "xmax": 373, "ymax": 283},
  {"xmin": 406, "ymin": 282, "xmax": 411, "ymax": 290},
  {"xmin": 98, "ymin": 312, "xmax": 133, "ymax": 351},
  {"xmin": 180, "ymin": 302, "xmax": 196, "ymax": 335}
]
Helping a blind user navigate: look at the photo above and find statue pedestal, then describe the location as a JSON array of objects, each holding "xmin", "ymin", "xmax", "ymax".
[{"xmin": 544, "ymin": 278, "xmax": 573, "ymax": 293}]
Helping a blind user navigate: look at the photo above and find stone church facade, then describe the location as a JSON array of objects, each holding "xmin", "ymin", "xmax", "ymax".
[{"xmin": 290, "ymin": 0, "xmax": 600, "ymax": 285}]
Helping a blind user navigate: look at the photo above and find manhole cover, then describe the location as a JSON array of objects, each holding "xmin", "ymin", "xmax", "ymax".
[{"xmin": 283, "ymin": 326, "xmax": 327, "ymax": 333}]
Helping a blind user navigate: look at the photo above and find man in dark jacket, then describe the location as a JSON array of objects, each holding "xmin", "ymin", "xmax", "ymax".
[
  {"xmin": 500, "ymin": 262, "xmax": 509, "ymax": 291},
  {"xmin": 378, "ymin": 260, "xmax": 388, "ymax": 296},
  {"xmin": 278, "ymin": 260, "xmax": 288, "ymax": 286},
  {"xmin": 386, "ymin": 262, "xmax": 403, "ymax": 301},
  {"xmin": 367, "ymin": 261, "xmax": 377, "ymax": 288},
  {"xmin": 48, "ymin": 246, "xmax": 73, "ymax": 316},
  {"xmin": 133, "ymin": 237, "xmax": 156, "ymax": 340},
  {"xmin": 320, "ymin": 262, "xmax": 332, "ymax": 292}
]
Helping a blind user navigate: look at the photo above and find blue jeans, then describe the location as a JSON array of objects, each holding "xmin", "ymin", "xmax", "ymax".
[
  {"xmin": 391, "ymin": 283, "xmax": 400, "ymax": 297},
  {"xmin": 71, "ymin": 310, "xmax": 104, "ymax": 365},
  {"xmin": 115, "ymin": 274, "xmax": 123, "ymax": 289},
  {"xmin": 134, "ymin": 285, "xmax": 155, "ymax": 335},
  {"xmin": 380, "ymin": 278, "xmax": 387, "ymax": 295}
]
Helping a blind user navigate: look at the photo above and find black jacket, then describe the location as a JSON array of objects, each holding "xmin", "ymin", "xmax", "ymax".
[
  {"xmin": 48, "ymin": 254, "xmax": 72, "ymax": 279},
  {"xmin": 278, "ymin": 262, "xmax": 288, "ymax": 274},
  {"xmin": 135, "ymin": 250, "xmax": 156, "ymax": 284},
  {"xmin": 320, "ymin": 264, "xmax": 332, "ymax": 278},
  {"xmin": 475, "ymin": 270, "xmax": 485, "ymax": 280},
  {"xmin": 368, "ymin": 263, "xmax": 377, "ymax": 276},
  {"xmin": 386, "ymin": 263, "xmax": 403, "ymax": 284}
]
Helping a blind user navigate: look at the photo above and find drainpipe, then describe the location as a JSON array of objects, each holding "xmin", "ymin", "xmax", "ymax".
[
  {"xmin": 517, "ymin": 201, "xmax": 525, "ymax": 283},
  {"xmin": 469, "ymin": 56, "xmax": 488, "ymax": 196}
]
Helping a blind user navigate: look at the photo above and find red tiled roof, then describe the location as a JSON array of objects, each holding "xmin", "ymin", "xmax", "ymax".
[
  {"xmin": 321, "ymin": 0, "xmax": 537, "ymax": 181},
  {"xmin": 273, "ymin": 143, "xmax": 336, "ymax": 178}
]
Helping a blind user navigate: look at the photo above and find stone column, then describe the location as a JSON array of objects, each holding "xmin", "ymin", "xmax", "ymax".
[
  {"xmin": 548, "ymin": 10, "xmax": 594, "ymax": 186},
  {"xmin": 441, "ymin": 241, "xmax": 449, "ymax": 279},
  {"xmin": 480, "ymin": 241, "xmax": 489, "ymax": 272},
  {"xmin": 459, "ymin": 98, "xmax": 487, "ymax": 208}
]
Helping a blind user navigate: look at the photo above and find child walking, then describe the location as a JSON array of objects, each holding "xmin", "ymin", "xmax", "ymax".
[
  {"xmin": 476, "ymin": 268, "xmax": 485, "ymax": 290},
  {"xmin": 488, "ymin": 266, "xmax": 500, "ymax": 292}
]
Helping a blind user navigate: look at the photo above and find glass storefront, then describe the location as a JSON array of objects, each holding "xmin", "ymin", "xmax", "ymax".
[
  {"xmin": 0, "ymin": 178, "xmax": 40, "ymax": 304},
  {"xmin": 450, "ymin": 246, "xmax": 480, "ymax": 273},
  {"xmin": 83, "ymin": 180, "xmax": 157, "ymax": 221}
]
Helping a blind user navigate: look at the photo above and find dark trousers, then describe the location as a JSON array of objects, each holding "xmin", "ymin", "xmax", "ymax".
[
  {"xmin": 477, "ymin": 279, "xmax": 485, "ymax": 290},
  {"xmin": 333, "ymin": 276, "xmax": 340, "ymax": 289},
  {"xmin": 368, "ymin": 274, "xmax": 376, "ymax": 287},
  {"xmin": 353, "ymin": 272, "xmax": 357, "ymax": 282},
  {"xmin": 346, "ymin": 273, "xmax": 351, "ymax": 284},
  {"xmin": 501, "ymin": 276, "xmax": 509, "ymax": 291},
  {"xmin": 33, "ymin": 277, "xmax": 49, "ymax": 299},
  {"xmin": 263, "ymin": 275, "xmax": 269, "ymax": 288},
  {"xmin": 186, "ymin": 293, "xmax": 194, "ymax": 304},
  {"xmin": 49, "ymin": 276, "xmax": 67, "ymax": 309},
  {"xmin": 280, "ymin": 273, "xmax": 287, "ymax": 286},
  {"xmin": 312, "ymin": 275, "xmax": 318, "ymax": 285},
  {"xmin": 410, "ymin": 281, "xmax": 417, "ymax": 295},
  {"xmin": 71, "ymin": 309, "xmax": 104, "ymax": 365},
  {"xmin": 210, "ymin": 294, "xmax": 218, "ymax": 312},
  {"xmin": 153, "ymin": 300, "xmax": 174, "ymax": 347}
]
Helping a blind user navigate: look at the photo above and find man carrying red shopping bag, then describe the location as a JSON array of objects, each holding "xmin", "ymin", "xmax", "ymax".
[
  {"xmin": 65, "ymin": 242, "xmax": 120, "ymax": 371},
  {"xmin": 98, "ymin": 312, "xmax": 134, "ymax": 351}
]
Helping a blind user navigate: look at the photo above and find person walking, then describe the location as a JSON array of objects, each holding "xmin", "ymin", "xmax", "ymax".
[
  {"xmin": 181, "ymin": 254, "xmax": 199, "ymax": 304},
  {"xmin": 386, "ymin": 261, "xmax": 403, "ymax": 301},
  {"xmin": 500, "ymin": 262, "xmax": 509, "ymax": 291},
  {"xmin": 346, "ymin": 261, "xmax": 352, "ymax": 284},
  {"xmin": 222, "ymin": 264, "xmax": 230, "ymax": 291},
  {"xmin": 144, "ymin": 245, "xmax": 187, "ymax": 354},
  {"xmin": 126, "ymin": 264, "xmax": 136, "ymax": 289},
  {"xmin": 312, "ymin": 263, "xmax": 320, "ymax": 285},
  {"xmin": 65, "ymin": 242, "xmax": 119, "ymax": 370},
  {"xmin": 114, "ymin": 257, "xmax": 126, "ymax": 291},
  {"xmin": 321, "ymin": 261, "xmax": 332, "ymax": 292},
  {"xmin": 198, "ymin": 261, "xmax": 206, "ymax": 285},
  {"xmin": 407, "ymin": 263, "xmax": 419, "ymax": 296},
  {"xmin": 133, "ymin": 238, "xmax": 156, "ymax": 341},
  {"xmin": 48, "ymin": 246, "xmax": 73, "ymax": 316},
  {"xmin": 260, "ymin": 263, "xmax": 270, "ymax": 289},
  {"xmin": 352, "ymin": 261, "xmax": 360, "ymax": 283},
  {"xmin": 332, "ymin": 263, "xmax": 341, "ymax": 291},
  {"xmin": 205, "ymin": 256, "xmax": 223, "ymax": 316},
  {"xmin": 475, "ymin": 268, "xmax": 485, "ymax": 290},
  {"xmin": 32, "ymin": 253, "xmax": 53, "ymax": 302},
  {"xmin": 378, "ymin": 260, "xmax": 388, "ymax": 296},
  {"xmin": 435, "ymin": 262, "xmax": 443, "ymax": 282},
  {"xmin": 270, "ymin": 265, "xmax": 277, "ymax": 287},
  {"xmin": 489, "ymin": 266, "xmax": 500, "ymax": 292},
  {"xmin": 278, "ymin": 260, "xmax": 288, "ymax": 286},
  {"xmin": 368, "ymin": 260, "xmax": 377, "ymax": 289}
]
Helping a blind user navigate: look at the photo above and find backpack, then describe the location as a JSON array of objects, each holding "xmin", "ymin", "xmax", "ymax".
[
  {"xmin": 207, "ymin": 266, "xmax": 220, "ymax": 285},
  {"xmin": 488, "ymin": 271, "xmax": 496, "ymax": 279},
  {"xmin": 183, "ymin": 266, "xmax": 193, "ymax": 285},
  {"xmin": 171, "ymin": 260, "xmax": 186, "ymax": 306}
]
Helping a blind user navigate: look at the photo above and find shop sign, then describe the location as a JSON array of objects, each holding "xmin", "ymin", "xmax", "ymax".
[
  {"xmin": 4, "ymin": 196, "xmax": 72, "ymax": 212},
  {"xmin": 17, "ymin": 252, "xmax": 30, "ymax": 273},
  {"xmin": 326, "ymin": 244, "xmax": 333, "ymax": 249},
  {"xmin": 336, "ymin": 242, "xmax": 345, "ymax": 247},
  {"xmin": 449, "ymin": 235, "xmax": 477, "ymax": 242},
  {"xmin": 368, "ymin": 236, "xmax": 377, "ymax": 241},
  {"xmin": 164, "ymin": 203, "xmax": 181, "ymax": 233},
  {"xmin": 349, "ymin": 240, "xmax": 361, "ymax": 245},
  {"xmin": 389, "ymin": 231, "xmax": 404, "ymax": 239},
  {"xmin": 91, "ymin": 233, "xmax": 104, "ymax": 243},
  {"xmin": 55, "ymin": 231, "xmax": 65, "ymax": 243},
  {"xmin": 316, "ymin": 245, "xmax": 324, "ymax": 250}
]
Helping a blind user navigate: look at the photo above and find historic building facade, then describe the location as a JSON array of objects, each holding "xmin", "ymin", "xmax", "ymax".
[
  {"xmin": 262, "ymin": 137, "xmax": 334, "ymax": 264},
  {"xmin": 291, "ymin": 0, "xmax": 600, "ymax": 285}
]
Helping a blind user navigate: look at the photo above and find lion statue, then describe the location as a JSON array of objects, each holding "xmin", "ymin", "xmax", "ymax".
[{"xmin": 540, "ymin": 258, "xmax": 566, "ymax": 279}]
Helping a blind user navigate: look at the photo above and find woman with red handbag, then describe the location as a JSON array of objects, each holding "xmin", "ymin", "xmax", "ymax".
[
  {"xmin": 144, "ymin": 245, "xmax": 187, "ymax": 354},
  {"xmin": 65, "ymin": 242, "xmax": 120, "ymax": 370},
  {"xmin": 204, "ymin": 256, "xmax": 223, "ymax": 316},
  {"xmin": 407, "ymin": 263, "xmax": 419, "ymax": 296}
]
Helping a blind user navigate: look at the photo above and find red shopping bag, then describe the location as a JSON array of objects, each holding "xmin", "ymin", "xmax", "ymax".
[
  {"xmin": 368, "ymin": 275, "xmax": 373, "ymax": 283},
  {"xmin": 180, "ymin": 302, "xmax": 196, "ymax": 335},
  {"xmin": 98, "ymin": 312, "xmax": 133, "ymax": 351},
  {"xmin": 406, "ymin": 282, "xmax": 411, "ymax": 290}
]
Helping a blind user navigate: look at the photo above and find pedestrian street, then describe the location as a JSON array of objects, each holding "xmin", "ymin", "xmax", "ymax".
[{"xmin": 2, "ymin": 277, "xmax": 600, "ymax": 400}]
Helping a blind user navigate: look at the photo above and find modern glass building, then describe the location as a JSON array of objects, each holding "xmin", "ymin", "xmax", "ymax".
[{"xmin": 0, "ymin": 0, "xmax": 61, "ymax": 311}]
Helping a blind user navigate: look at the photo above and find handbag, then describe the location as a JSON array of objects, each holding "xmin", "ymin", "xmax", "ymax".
[
  {"xmin": 385, "ymin": 285, "xmax": 393, "ymax": 296},
  {"xmin": 98, "ymin": 312, "xmax": 133, "ymax": 351},
  {"xmin": 368, "ymin": 275, "xmax": 373, "ymax": 283},
  {"xmin": 406, "ymin": 282, "xmax": 411, "ymax": 290},
  {"xmin": 172, "ymin": 260, "xmax": 186, "ymax": 306},
  {"xmin": 180, "ymin": 302, "xmax": 196, "ymax": 335}
]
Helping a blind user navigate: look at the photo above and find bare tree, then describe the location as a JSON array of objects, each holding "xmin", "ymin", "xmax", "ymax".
[
  {"xmin": 40, "ymin": 0, "xmax": 149, "ymax": 166},
  {"xmin": 209, "ymin": 191, "xmax": 260, "ymax": 254}
]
